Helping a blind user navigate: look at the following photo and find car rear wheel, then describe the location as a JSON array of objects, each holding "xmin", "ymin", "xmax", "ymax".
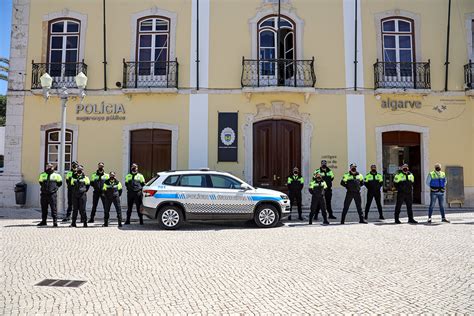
[
  {"xmin": 254, "ymin": 204, "xmax": 280, "ymax": 228},
  {"xmin": 157, "ymin": 206, "xmax": 184, "ymax": 230}
]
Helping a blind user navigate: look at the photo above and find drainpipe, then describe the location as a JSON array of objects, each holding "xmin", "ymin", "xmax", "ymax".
[
  {"xmin": 196, "ymin": 0, "xmax": 200, "ymax": 90},
  {"xmin": 103, "ymin": 0, "xmax": 108, "ymax": 91},
  {"xmin": 277, "ymin": 0, "xmax": 281, "ymax": 60},
  {"xmin": 354, "ymin": 0, "xmax": 358, "ymax": 91},
  {"xmin": 444, "ymin": 0, "xmax": 451, "ymax": 92}
]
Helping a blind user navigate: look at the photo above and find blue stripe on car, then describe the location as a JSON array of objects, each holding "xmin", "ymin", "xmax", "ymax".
[
  {"xmin": 154, "ymin": 193, "xmax": 180, "ymax": 199},
  {"xmin": 250, "ymin": 196, "xmax": 283, "ymax": 202}
]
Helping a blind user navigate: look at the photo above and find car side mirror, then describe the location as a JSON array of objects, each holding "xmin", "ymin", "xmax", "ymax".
[{"xmin": 240, "ymin": 183, "xmax": 251, "ymax": 191}]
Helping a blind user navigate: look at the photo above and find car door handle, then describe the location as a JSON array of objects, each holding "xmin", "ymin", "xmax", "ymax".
[{"xmin": 273, "ymin": 174, "xmax": 277, "ymax": 181}]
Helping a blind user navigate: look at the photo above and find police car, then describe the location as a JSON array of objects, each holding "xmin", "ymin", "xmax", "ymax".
[{"xmin": 141, "ymin": 169, "xmax": 290, "ymax": 229}]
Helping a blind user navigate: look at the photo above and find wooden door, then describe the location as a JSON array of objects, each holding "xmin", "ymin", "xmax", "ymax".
[
  {"xmin": 130, "ymin": 129, "xmax": 172, "ymax": 181},
  {"xmin": 253, "ymin": 120, "xmax": 301, "ymax": 192}
]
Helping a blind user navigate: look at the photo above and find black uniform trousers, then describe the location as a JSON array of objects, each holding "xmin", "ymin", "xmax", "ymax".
[
  {"xmin": 65, "ymin": 187, "xmax": 73, "ymax": 217},
  {"xmin": 104, "ymin": 197, "xmax": 122, "ymax": 224},
  {"xmin": 341, "ymin": 192, "xmax": 364, "ymax": 222},
  {"xmin": 40, "ymin": 193, "xmax": 58, "ymax": 222},
  {"xmin": 394, "ymin": 192, "xmax": 414, "ymax": 221},
  {"xmin": 127, "ymin": 191, "xmax": 143, "ymax": 221},
  {"xmin": 288, "ymin": 190, "xmax": 302, "ymax": 217},
  {"xmin": 90, "ymin": 191, "xmax": 106, "ymax": 220},
  {"xmin": 324, "ymin": 188, "xmax": 334, "ymax": 217},
  {"xmin": 72, "ymin": 194, "xmax": 87, "ymax": 224},
  {"xmin": 309, "ymin": 196, "xmax": 328, "ymax": 224},
  {"xmin": 365, "ymin": 190, "xmax": 383, "ymax": 218}
]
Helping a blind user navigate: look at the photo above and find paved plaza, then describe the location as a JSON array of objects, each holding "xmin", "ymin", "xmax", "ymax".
[{"xmin": 1, "ymin": 207, "xmax": 473, "ymax": 314}]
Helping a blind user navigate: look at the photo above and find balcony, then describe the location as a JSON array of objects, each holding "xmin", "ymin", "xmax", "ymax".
[
  {"xmin": 122, "ymin": 59, "xmax": 178, "ymax": 90},
  {"xmin": 464, "ymin": 61, "xmax": 473, "ymax": 90},
  {"xmin": 241, "ymin": 58, "xmax": 316, "ymax": 88},
  {"xmin": 374, "ymin": 60, "xmax": 431, "ymax": 90},
  {"xmin": 32, "ymin": 61, "xmax": 88, "ymax": 89}
]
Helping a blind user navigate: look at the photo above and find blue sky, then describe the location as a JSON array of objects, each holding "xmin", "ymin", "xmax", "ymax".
[{"xmin": 0, "ymin": 0, "xmax": 12, "ymax": 95}]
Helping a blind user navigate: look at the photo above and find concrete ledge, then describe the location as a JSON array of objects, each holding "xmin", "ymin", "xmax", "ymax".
[
  {"xmin": 374, "ymin": 88, "xmax": 431, "ymax": 95},
  {"xmin": 122, "ymin": 88, "xmax": 178, "ymax": 94}
]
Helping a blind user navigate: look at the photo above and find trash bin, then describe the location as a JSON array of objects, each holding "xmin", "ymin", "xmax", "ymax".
[{"xmin": 14, "ymin": 182, "xmax": 27, "ymax": 205}]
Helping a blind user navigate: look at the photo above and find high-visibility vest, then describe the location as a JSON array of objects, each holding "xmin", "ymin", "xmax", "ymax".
[{"xmin": 429, "ymin": 171, "xmax": 446, "ymax": 192}]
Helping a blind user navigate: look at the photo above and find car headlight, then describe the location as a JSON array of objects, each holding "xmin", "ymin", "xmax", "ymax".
[{"xmin": 280, "ymin": 194, "xmax": 289, "ymax": 200}]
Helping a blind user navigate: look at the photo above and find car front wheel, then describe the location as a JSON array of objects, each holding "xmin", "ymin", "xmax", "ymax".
[
  {"xmin": 254, "ymin": 204, "xmax": 280, "ymax": 228},
  {"xmin": 157, "ymin": 206, "xmax": 184, "ymax": 230}
]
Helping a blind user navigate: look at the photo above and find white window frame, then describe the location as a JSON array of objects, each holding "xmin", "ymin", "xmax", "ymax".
[
  {"xmin": 45, "ymin": 129, "xmax": 74, "ymax": 171},
  {"xmin": 48, "ymin": 19, "xmax": 80, "ymax": 79}
]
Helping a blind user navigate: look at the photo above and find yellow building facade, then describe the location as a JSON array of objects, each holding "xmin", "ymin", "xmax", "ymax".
[{"xmin": 1, "ymin": 0, "xmax": 473, "ymax": 208}]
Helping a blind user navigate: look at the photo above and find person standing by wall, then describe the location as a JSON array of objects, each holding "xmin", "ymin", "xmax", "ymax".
[
  {"xmin": 102, "ymin": 172, "xmax": 123, "ymax": 227},
  {"xmin": 340, "ymin": 163, "xmax": 367, "ymax": 225},
  {"xmin": 314, "ymin": 160, "xmax": 337, "ymax": 219},
  {"xmin": 394, "ymin": 164, "xmax": 418, "ymax": 224},
  {"xmin": 364, "ymin": 164, "xmax": 384, "ymax": 220},
  {"xmin": 308, "ymin": 171, "xmax": 329, "ymax": 225},
  {"xmin": 287, "ymin": 167, "xmax": 304, "ymax": 221},
  {"xmin": 62, "ymin": 161, "xmax": 78, "ymax": 222},
  {"xmin": 125, "ymin": 163, "xmax": 146, "ymax": 225},
  {"xmin": 37, "ymin": 164, "xmax": 62, "ymax": 227},
  {"xmin": 70, "ymin": 165, "xmax": 90, "ymax": 228},
  {"xmin": 88, "ymin": 162, "xmax": 109, "ymax": 223},
  {"xmin": 426, "ymin": 163, "xmax": 449, "ymax": 223}
]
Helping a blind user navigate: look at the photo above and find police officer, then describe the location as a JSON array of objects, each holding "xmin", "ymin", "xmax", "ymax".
[
  {"xmin": 314, "ymin": 160, "xmax": 337, "ymax": 219},
  {"xmin": 426, "ymin": 163, "xmax": 449, "ymax": 223},
  {"xmin": 364, "ymin": 164, "xmax": 384, "ymax": 220},
  {"xmin": 102, "ymin": 172, "xmax": 123, "ymax": 227},
  {"xmin": 70, "ymin": 165, "xmax": 90, "ymax": 227},
  {"xmin": 308, "ymin": 172, "xmax": 329, "ymax": 225},
  {"xmin": 125, "ymin": 163, "xmax": 146, "ymax": 225},
  {"xmin": 37, "ymin": 164, "xmax": 63, "ymax": 227},
  {"xmin": 62, "ymin": 160, "xmax": 78, "ymax": 222},
  {"xmin": 88, "ymin": 162, "xmax": 109, "ymax": 223},
  {"xmin": 394, "ymin": 163, "xmax": 418, "ymax": 224},
  {"xmin": 340, "ymin": 163, "xmax": 367, "ymax": 224},
  {"xmin": 287, "ymin": 167, "xmax": 304, "ymax": 221}
]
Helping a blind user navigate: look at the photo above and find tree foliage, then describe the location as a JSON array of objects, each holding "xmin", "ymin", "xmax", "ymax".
[{"xmin": 0, "ymin": 95, "xmax": 6, "ymax": 126}]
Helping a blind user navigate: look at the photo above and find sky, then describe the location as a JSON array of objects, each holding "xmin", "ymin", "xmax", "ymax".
[{"xmin": 0, "ymin": 0, "xmax": 13, "ymax": 95}]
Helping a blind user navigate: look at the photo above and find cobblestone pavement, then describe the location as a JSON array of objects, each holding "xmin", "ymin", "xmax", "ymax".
[{"xmin": 1, "ymin": 208, "xmax": 473, "ymax": 315}]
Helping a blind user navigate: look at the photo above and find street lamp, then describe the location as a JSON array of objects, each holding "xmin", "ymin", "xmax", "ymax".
[{"xmin": 40, "ymin": 72, "xmax": 88, "ymax": 215}]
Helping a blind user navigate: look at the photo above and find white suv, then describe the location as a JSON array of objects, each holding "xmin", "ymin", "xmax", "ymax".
[{"xmin": 141, "ymin": 169, "xmax": 290, "ymax": 229}]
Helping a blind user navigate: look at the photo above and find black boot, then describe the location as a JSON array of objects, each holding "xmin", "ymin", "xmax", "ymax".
[
  {"xmin": 359, "ymin": 217, "xmax": 368, "ymax": 224},
  {"xmin": 61, "ymin": 217, "xmax": 70, "ymax": 223},
  {"xmin": 323, "ymin": 220, "xmax": 330, "ymax": 225},
  {"xmin": 102, "ymin": 222, "xmax": 108, "ymax": 227},
  {"xmin": 395, "ymin": 218, "xmax": 402, "ymax": 224},
  {"xmin": 37, "ymin": 221, "xmax": 47, "ymax": 226},
  {"xmin": 124, "ymin": 216, "xmax": 131, "ymax": 225},
  {"xmin": 70, "ymin": 222, "xmax": 77, "ymax": 227},
  {"xmin": 88, "ymin": 218, "xmax": 95, "ymax": 223},
  {"xmin": 118, "ymin": 221, "xmax": 122, "ymax": 227},
  {"xmin": 408, "ymin": 218, "xmax": 418, "ymax": 224},
  {"xmin": 379, "ymin": 215, "xmax": 385, "ymax": 220},
  {"xmin": 288, "ymin": 215, "xmax": 292, "ymax": 221},
  {"xmin": 53, "ymin": 220, "xmax": 58, "ymax": 227},
  {"xmin": 139, "ymin": 217, "xmax": 144, "ymax": 225},
  {"xmin": 83, "ymin": 221, "xmax": 88, "ymax": 227}
]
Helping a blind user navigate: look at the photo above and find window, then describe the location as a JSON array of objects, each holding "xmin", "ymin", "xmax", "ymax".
[
  {"xmin": 136, "ymin": 17, "xmax": 170, "ymax": 76},
  {"xmin": 258, "ymin": 15, "xmax": 295, "ymax": 82},
  {"xmin": 209, "ymin": 175, "xmax": 242, "ymax": 189},
  {"xmin": 163, "ymin": 175, "xmax": 180, "ymax": 186},
  {"xmin": 48, "ymin": 19, "xmax": 80, "ymax": 77},
  {"xmin": 471, "ymin": 19, "xmax": 474, "ymax": 59},
  {"xmin": 381, "ymin": 17, "xmax": 414, "ymax": 77},
  {"xmin": 45, "ymin": 129, "xmax": 73, "ymax": 171},
  {"xmin": 178, "ymin": 175, "xmax": 207, "ymax": 188}
]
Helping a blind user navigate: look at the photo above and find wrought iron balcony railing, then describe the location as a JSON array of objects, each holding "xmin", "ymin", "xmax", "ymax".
[
  {"xmin": 31, "ymin": 61, "xmax": 88, "ymax": 89},
  {"xmin": 122, "ymin": 59, "xmax": 178, "ymax": 89},
  {"xmin": 374, "ymin": 59, "xmax": 430, "ymax": 90},
  {"xmin": 464, "ymin": 60, "xmax": 473, "ymax": 90},
  {"xmin": 241, "ymin": 57, "xmax": 316, "ymax": 88}
]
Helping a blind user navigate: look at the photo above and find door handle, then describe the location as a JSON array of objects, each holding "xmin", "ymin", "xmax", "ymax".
[{"xmin": 273, "ymin": 174, "xmax": 277, "ymax": 181}]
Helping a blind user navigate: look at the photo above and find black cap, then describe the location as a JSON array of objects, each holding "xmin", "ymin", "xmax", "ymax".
[
  {"xmin": 98, "ymin": 162, "xmax": 104, "ymax": 167},
  {"xmin": 321, "ymin": 160, "xmax": 327, "ymax": 165},
  {"xmin": 131, "ymin": 163, "xmax": 138, "ymax": 168},
  {"xmin": 77, "ymin": 165, "xmax": 84, "ymax": 171},
  {"xmin": 109, "ymin": 171, "xmax": 116, "ymax": 177}
]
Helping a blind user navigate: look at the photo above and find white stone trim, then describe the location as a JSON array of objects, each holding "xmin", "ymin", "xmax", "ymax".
[
  {"xmin": 243, "ymin": 101, "xmax": 313, "ymax": 205},
  {"xmin": 374, "ymin": 9, "xmax": 422, "ymax": 62},
  {"xmin": 248, "ymin": 3, "xmax": 304, "ymax": 60},
  {"xmin": 188, "ymin": 94, "xmax": 209, "ymax": 168},
  {"xmin": 38, "ymin": 122, "xmax": 79, "ymax": 175},
  {"xmin": 375, "ymin": 124, "xmax": 430, "ymax": 205},
  {"xmin": 343, "ymin": 0, "xmax": 365, "ymax": 88},
  {"xmin": 0, "ymin": 0, "xmax": 31, "ymax": 207},
  {"xmin": 122, "ymin": 122, "xmax": 179, "ymax": 180},
  {"xmin": 43, "ymin": 9, "xmax": 88, "ymax": 62},
  {"xmin": 129, "ymin": 7, "xmax": 177, "ymax": 62},
  {"xmin": 466, "ymin": 13, "xmax": 474, "ymax": 61},
  {"xmin": 190, "ymin": 0, "xmax": 210, "ymax": 88}
]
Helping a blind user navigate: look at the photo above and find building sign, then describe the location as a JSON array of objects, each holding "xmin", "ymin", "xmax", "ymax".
[
  {"xmin": 381, "ymin": 98, "xmax": 422, "ymax": 111},
  {"xmin": 218, "ymin": 112, "xmax": 238, "ymax": 162},
  {"xmin": 75, "ymin": 102, "xmax": 126, "ymax": 121},
  {"xmin": 321, "ymin": 155, "xmax": 338, "ymax": 169}
]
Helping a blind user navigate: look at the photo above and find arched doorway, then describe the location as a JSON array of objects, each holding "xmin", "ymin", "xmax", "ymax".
[
  {"xmin": 130, "ymin": 129, "xmax": 171, "ymax": 180},
  {"xmin": 253, "ymin": 119, "xmax": 301, "ymax": 193},
  {"xmin": 382, "ymin": 131, "xmax": 422, "ymax": 204}
]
